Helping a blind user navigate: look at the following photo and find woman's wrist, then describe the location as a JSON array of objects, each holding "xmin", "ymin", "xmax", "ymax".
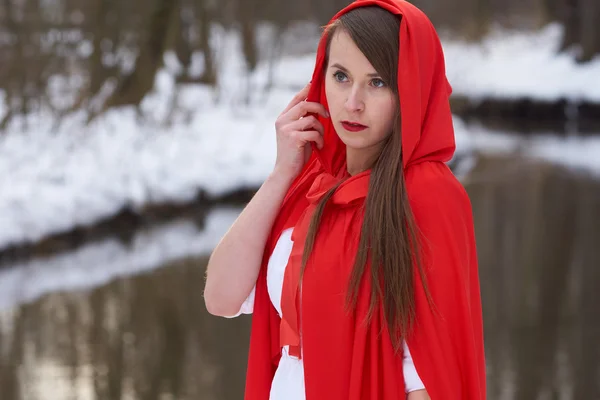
[
  {"xmin": 407, "ymin": 390, "xmax": 430, "ymax": 400},
  {"xmin": 269, "ymin": 167, "xmax": 297, "ymax": 189}
]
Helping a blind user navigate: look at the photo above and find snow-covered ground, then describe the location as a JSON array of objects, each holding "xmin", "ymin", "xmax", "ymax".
[
  {"xmin": 0, "ymin": 23, "xmax": 599, "ymax": 251},
  {"xmin": 443, "ymin": 23, "xmax": 600, "ymax": 102}
]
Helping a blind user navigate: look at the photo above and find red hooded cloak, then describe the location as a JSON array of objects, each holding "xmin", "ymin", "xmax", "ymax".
[{"xmin": 244, "ymin": 1, "xmax": 486, "ymax": 399}]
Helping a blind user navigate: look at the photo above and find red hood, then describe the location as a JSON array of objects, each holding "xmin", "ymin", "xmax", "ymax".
[{"xmin": 306, "ymin": 0, "xmax": 456, "ymax": 175}]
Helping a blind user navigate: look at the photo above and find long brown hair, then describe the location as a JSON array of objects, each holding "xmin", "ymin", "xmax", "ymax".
[{"xmin": 301, "ymin": 6, "xmax": 431, "ymax": 351}]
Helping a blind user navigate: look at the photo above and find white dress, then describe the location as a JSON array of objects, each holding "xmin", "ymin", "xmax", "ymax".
[{"xmin": 229, "ymin": 228, "xmax": 425, "ymax": 399}]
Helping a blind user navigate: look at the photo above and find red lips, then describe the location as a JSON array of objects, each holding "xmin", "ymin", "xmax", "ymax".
[{"xmin": 341, "ymin": 121, "xmax": 367, "ymax": 132}]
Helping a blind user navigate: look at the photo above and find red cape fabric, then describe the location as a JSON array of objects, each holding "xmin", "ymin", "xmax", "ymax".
[{"xmin": 244, "ymin": 1, "xmax": 486, "ymax": 399}]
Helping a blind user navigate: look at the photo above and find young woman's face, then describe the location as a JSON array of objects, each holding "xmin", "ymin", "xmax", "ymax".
[{"xmin": 325, "ymin": 29, "xmax": 397, "ymax": 161}]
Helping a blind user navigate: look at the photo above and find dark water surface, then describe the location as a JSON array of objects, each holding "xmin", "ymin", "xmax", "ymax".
[{"xmin": 0, "ymin": 155, "xmax": 599, "ymax": 400}]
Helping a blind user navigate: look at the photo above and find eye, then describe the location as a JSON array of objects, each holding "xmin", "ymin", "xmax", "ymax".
[
  {"xmin": 371, "ymin": 78, "xmax": 386, "ymax": 88},
  {"xmin": 333, "ymin": 71, "xmax": 348, "ymax": 82}
]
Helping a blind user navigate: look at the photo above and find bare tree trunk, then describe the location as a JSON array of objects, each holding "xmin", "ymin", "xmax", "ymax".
[
  {"xmin": 100, "ymin": 0, "xmax": 179, "ymax": 113},
  {"xmin": 560, "ymin": 0, "xmax": 580, "ymax": 52},
  {"xmin": 542, "ymin": 0, "xmax": 561, "ymax": 21},
  {"xmin": 556, "ymin": 0, "xmax": 600, "ymax": 62},
  {"xmin": 237, "ymin": 0, "xmax": 259, "ymax": 73},
  {"xmin": 198, "ymin": 0, "xmax": 217, "ymax": 85},
  {"xmin": 89, "ymin": 0, "xmax": 119, "ymax": 98},
  {"xmin": 578, "ymin": 0, "xmax": 600, "ymax": 61},
  {"xmin": 174, "ymin": 3, "xmax": 192, "ymax": 71},
  {"xmin": 1, "ymin": 0, "xmax": 27, "ymax": 130}
]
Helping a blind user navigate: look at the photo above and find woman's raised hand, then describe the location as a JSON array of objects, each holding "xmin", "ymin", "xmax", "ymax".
[{"xmin": 273, "ymin": 83, "xmax": 329, "ymax": 179}]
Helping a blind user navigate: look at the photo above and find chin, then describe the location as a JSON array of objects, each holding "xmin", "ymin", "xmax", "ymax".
[
  {"xmin": 338, "ymin": 135, "xmax": 375, "ymax": 150},
  {"xmin": 334, "ymin": 129, "xmax": 365, "ymax": 146}
]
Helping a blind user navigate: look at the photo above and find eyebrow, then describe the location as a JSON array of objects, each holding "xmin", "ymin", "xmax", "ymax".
[{"xmin": 330, "ymin": 62, "xmax": 381, "ymax": 78}]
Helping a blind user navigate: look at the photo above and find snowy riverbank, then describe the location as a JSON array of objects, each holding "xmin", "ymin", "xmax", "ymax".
[{"xmin": 0, "ymin": 22, "xmax": 599, "ymax": 250}]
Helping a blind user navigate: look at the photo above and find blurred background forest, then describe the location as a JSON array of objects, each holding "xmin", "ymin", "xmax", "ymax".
[
  {"xmin": 0, "ymin": 0, "xmax": 599, "ymax": 399},
  {"xmin": 1, "ymin": 0, "xmax": 599, "ymax": 126}
]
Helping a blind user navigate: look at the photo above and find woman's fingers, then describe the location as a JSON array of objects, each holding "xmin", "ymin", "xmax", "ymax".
[
  {"xmin": 288, "ymin": 115, "xmax": 324, "ymax": 136},
  {"xmin": 285, "ymin": 100, "xmax": 329, "ymax": 122},
  {"xmin": 294, "ymin": 130, "xmax": 324, "ymax": 150},
  {"xmin": 272, "ymin": 83, "xmax": 327, "ymax": 179}
]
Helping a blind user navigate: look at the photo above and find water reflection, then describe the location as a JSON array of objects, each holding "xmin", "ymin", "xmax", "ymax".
[
  {"xmin": 0, "ymin": 257, "xmax": 251, "ymax": 400},
  {"xmin": 467, "ymin": 155, "xmax": 600, "ymax": 400},
  {"xmin": 0, "ymin": 155, "xmax": 598, "ymax": 400}
]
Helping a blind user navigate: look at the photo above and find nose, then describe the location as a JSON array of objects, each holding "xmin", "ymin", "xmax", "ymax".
[{"xmin": 344, "ymin": 86, "xmax": 365, "ymax": 113}]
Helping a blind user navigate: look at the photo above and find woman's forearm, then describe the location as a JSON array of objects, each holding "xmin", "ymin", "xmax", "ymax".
[
  {"xmin": 204, "ymin": 169, "xmax": 295, "ymax": 316},
  {"xmin": 407, "ymin": 390, "xmax": 430, "ymax": 400}
]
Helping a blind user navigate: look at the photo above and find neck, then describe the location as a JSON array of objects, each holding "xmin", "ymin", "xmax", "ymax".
[{"xmin": 345, "ymin": 145, "xmax": 382, "ymax": 176}]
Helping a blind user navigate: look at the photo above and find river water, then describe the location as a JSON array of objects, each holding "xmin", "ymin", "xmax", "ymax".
[{"xmin": 0, "ymin": 137, "xmax": 598, "ymax": 400}]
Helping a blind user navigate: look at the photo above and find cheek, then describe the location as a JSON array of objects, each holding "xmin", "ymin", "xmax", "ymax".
[
  {"xmin": 372, "ymin": 97, "xmax": 397, "ymax": 138},
  {"xmin": 324, "ymin": 82, "xmax": 341, "ymax": 114}
]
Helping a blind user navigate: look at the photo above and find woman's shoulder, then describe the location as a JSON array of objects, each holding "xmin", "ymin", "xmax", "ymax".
[{"xmin": 405, "ymin": 161, "xmax": 472, "ymax": 223}]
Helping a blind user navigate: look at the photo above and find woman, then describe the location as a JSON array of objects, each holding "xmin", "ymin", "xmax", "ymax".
[{"xmin": 204, "ymin": 1, "xmax": 486, "ymax": 399}]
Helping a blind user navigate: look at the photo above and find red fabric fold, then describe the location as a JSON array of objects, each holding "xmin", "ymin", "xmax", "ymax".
[{"xmin": 244, "ymin": 1, "xmax": 486, "ymax": 399}]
